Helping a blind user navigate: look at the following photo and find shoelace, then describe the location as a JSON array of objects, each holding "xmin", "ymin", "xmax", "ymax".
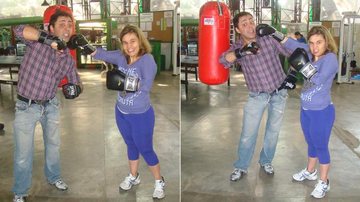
[
  {"xmin": 264, "ymin": 165, "xmax": 273, "ymax": 171},
  {"xmin": 155, "ymin": 181, "xmax": 164, "ymax": 190},
  {"xmin": 301, "ymin": 170, "xmax": 310, "ymax": 178},
  {"xmin": 315, "ymin": 182, "xmax": 328, "ymax": 192},
  {"xmin": 125, "ymin": 175, "xmax": 137, "ymax": 184},
  {"xmin": 234, "ymin": 169, "xmax": 241, "ymax": 175}
]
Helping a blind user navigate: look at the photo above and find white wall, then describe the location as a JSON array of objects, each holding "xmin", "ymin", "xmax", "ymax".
[
  {"xmin": 321, "ymin": 0, "xmax": 360, "ymax": 20},
  {"xmin": 0, "ymin": 0, "xmax": 47, "ymax": 19}
]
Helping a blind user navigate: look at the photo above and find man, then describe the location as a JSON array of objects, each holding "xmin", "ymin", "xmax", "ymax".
[
  {"xmin": 295, "ymin": 31, "xmax": 307, "ymax": 43},
  {"xmin": 12, "ymin": 10, "xmax": 82, "ymax": 202},
  {"xmin": 219, "ymin": 12, "xmax": 295, "ymax": 181}
]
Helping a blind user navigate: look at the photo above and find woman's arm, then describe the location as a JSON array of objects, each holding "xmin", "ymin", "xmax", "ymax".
[
  {"xmin": 310, "ymin": 53, "xmax": 338, "ymax": 85},
  {"xmin": 283, "ymin": 37, "xmax": 312, "ymax": 60},
  {"xmin": 93, "ymin": 48, "xmax": 124, "ymax": 65},
  {"xmin": 139, "ymin": 54, "xmax": 157, "ymax": 93}
]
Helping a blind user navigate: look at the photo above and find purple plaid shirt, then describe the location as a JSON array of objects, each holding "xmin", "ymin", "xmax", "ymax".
[
  {"xmin": 14, "ymin": 25, "xmax": 80, "ymax": 100},
  {"xmin": 220, "ymin": 36, "xmax": 291, "ymax": 93}
]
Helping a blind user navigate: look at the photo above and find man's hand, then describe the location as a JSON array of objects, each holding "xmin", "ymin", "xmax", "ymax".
[
  {"xmin": 38, "ymin": 31, "xmax": 66, "ymax": 50},
  {"xmin": 234, "ymin": 42, "xmax": 259, "ymax": 59},
  {"xmin": 62, "ymin": 83, "xmax": 82, "ymax": 99},
  {"xmin": 279, "ymin": 70, "xmax": 297, "ymax": 90}
]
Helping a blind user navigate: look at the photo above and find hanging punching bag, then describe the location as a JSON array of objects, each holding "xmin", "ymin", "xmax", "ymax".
[
  {"xmin": 43, "ymin": 5, "xmax": 77, "ymax": 87},
  {"xmin": 198, "ymin": 1, "xmax": 230, "ymax": 85}
]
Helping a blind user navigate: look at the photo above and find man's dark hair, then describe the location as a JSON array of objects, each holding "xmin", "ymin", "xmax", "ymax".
[
  {"xmin": 49, "ymin": 10, "xmax": 73, "ymax": 30},
  {"xmin": 233, "ymin": 12, "xmax": 253, "ymax": 27},
  {"xmin": 295, "ymin": 31, "xmax": 302, "ymax": 36}
]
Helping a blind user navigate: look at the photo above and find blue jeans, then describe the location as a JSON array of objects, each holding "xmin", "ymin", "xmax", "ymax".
[
  {"xmin": 12, "ymin": 97, "xmax": 62, "ymax": 196},
  {"xmin": 233, "ymin": 89, "xmax": 288, "ymax": 171}
]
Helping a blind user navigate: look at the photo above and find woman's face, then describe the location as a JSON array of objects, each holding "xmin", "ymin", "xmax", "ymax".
[
  {"xmin": 308, "ymin": 34, "xmax": 327, "ymax": 58},
  {"xmin": 121, "ymin": 32, "xmax": 140, "ymax": 58}
]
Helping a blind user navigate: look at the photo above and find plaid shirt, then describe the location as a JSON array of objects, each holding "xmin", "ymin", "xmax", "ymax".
[
  {"xmin": 14, "ymin": 25, "xmax": 80, "ymax": 100},
  {"xmin": 220, "ymin": 36, "xmax": 291, "ymax": 93}
]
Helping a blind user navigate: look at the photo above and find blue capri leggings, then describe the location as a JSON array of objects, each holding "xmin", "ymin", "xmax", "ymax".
[
  {"xmin": 115, "ymin": 106, "xmax": 159, "ymax": 166},
  {"xmin": 300, "ymin": 104, "xmax": 335, "ymax": 164}
]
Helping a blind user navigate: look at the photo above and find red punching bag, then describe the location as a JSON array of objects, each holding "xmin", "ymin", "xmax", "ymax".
[
  {"xmin": 199, "ymin": 1, "xmax": 230, "ymax": 85},
  {"xmin": 43, "ymin": 5, "xmax": 77, "ymax": 87}
]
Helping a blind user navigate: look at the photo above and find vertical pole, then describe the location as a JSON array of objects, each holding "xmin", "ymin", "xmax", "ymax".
[
  {"xmin": 337, "ymin": 16, "xmax": 345, "ymax": 83},
  {"xmin": 346, "ymin": 17, "xmax": 353, "ymax": 81},
  {"xmin": 172, "ymin": 1, "xmax": 180, "ymax": 75}
]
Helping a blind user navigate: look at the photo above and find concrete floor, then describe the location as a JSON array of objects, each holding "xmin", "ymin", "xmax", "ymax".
[
  {"xmin": 0, "ymin": 69, "xmax": 180, "ymax": 202},
  {"xmin": 181, "ymin": 70, "xmax": 360, "ymax": 202}
]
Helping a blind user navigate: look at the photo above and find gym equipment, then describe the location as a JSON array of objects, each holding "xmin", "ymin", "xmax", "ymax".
[
  {"xmin": 198, "ymin": 1, "xmax": 230, "ymax": 85},
  {"xmin": 337, "ymin": 11, "xmax": 360, "ymax": 84}
]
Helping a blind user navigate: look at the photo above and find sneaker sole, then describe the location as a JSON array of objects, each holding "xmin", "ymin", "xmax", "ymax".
[
  {"xmin": 49, "ymin": 183, "xmax": 68, "ymax": 191},
  {"xmin": 262, "ymin": 169, "xmax": 274, "ymax": 175},
  {"xmin": 119, "ymin": 182, "xmax": 140, "ymax": 191},
  {"xmin": 230, "ymin": 177, "xmax": 241, "ymax": 182},
  {"xmin": 264, "ymin": 171, "xmax": 274, "ymax": 175},
  {"xmin": 292, "ymin": 175, "xmax": 318, "ymax": 182},
  {"xmin": 153, "ymin": 195, "xmax": 165, "ymax": 200}
]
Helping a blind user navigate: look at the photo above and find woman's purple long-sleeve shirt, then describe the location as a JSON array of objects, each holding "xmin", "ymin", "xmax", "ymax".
[
  {"xmin": 284, "ymin": 38, "xmax": 338, "ymax": 110},
  {"xmin": 94, "ymin": 48, "xmax": 157, "ymax": 114}
]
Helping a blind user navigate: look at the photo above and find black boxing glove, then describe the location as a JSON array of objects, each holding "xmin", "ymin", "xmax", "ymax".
[
  {"xmin": 106, "ymin": 68, "xmax": 140, "ymax": 92},
  {"xmin": 279, "ymin": 69, "xmax": 297, "ymax": 90},
  {"xmin": 38, "ymin": 31, "xmax": 66, "ymax": 50},
  {"xmin": 62, "ymin": 83, "xmax": 82, "ymax": 99},
  {"xmin": 256, "ymin": 24, "xmax": 285, "ymax": 42},
  {"xmin": 67, "ymin": 34, "xmax": 96, "ymax": 55},
  {"xmin": 234, "ymin": 42, "xmax": 260, "ymax": 59},
  {"xmin": 288, "ymin": 48, "xmax": 317, "ymax": 79}
]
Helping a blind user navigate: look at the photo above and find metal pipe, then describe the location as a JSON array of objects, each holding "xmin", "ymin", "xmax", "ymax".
[{"xmin": 172, "ymin": 0, "xmax": 180, "ymax": 75}]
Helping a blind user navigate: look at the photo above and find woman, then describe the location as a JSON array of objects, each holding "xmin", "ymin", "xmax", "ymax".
[
  {"xmin": 283, "ymin": 26, "xmax": 338, "ymax": 199},
  {"xmin": 92, "ymin": 24, "xmax": 165, "ymax": 199}
]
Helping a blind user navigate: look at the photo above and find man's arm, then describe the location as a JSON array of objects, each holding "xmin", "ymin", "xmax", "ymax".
[
  {"xmin": 22, "ymin": 25, "xmax": 42, "ymax": 41},
  {"xmin": 21, "ymin": 25, "xmax": 65, "ymax": 50}
]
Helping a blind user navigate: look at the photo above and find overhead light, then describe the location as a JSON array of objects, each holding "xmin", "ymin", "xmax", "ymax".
[{"xmin": 41, "ymin": 0, "xmax": 50, "ymax": 6}]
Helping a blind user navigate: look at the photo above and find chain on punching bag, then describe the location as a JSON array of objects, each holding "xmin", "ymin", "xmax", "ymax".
[{"xmin": 198, "ymin": 1, "xmax": 230, "ymax": 85}]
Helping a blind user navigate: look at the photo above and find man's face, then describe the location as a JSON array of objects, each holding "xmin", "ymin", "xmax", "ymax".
[
  {"xmin": 235, "ymin": 15, "xmax": 256, "ymax": 42},
  {"xmin": 49, "ymin": 16, "xmax": 73, "ymax": 42}
]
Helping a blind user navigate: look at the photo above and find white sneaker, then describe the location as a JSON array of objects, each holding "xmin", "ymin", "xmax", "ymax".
[
  {"xmin": 261, "ymin": 164, "xmax": 274, "ymax": 175},
  {"xmin": 13, "ymin": 195, "xmax": 25, "ymax": 202},
  {"xmin": 230, "ymin": 168, "xmax": 246, "ymax": 181},
  {"xmin": 311, "ymin": 179, "xmax": 330, "ymax": 198},
  {"xmin": 153, "ymin": 177, "xmax": 165, "ymax": 199},
  {"xmin": 293, "ymin": 168, "xmax": 318, "ymax": 181},
  {"xmin": 51, "ymin": 179, "xmax": 68, "ymax": 191},
  {"xmin": 119, "ymin": 173, "xmax": 141, "ymax": 191}
]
